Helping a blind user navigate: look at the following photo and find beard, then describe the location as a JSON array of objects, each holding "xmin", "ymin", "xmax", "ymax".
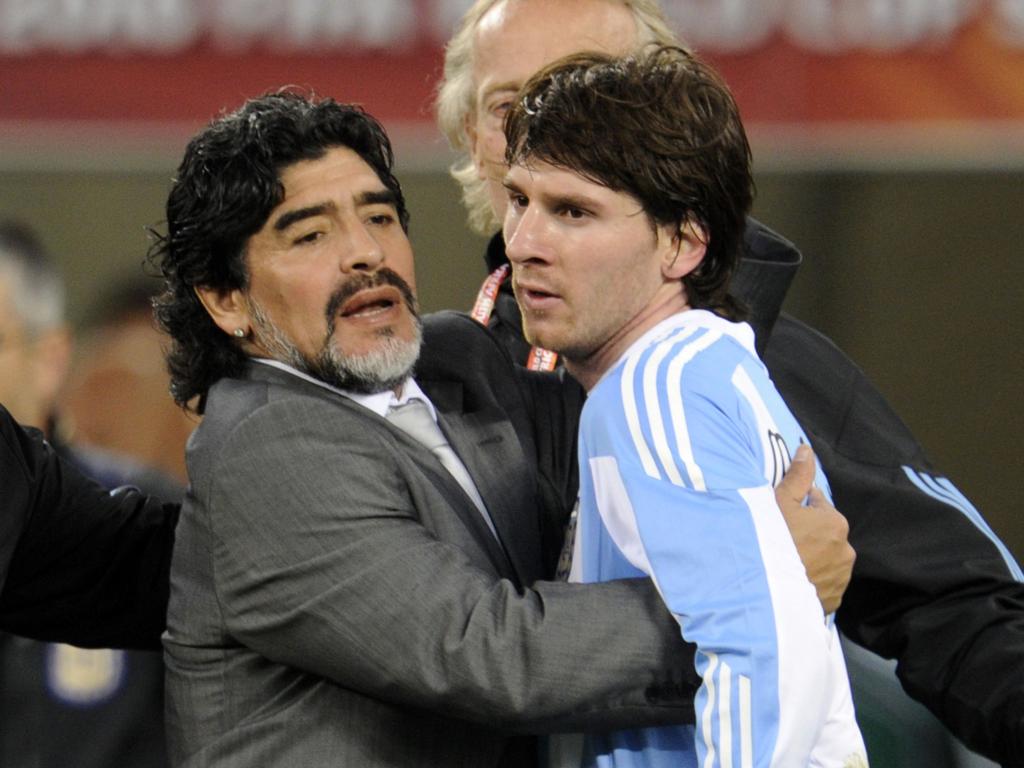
[{"xmin": 248, "ymin": 268, "xmax": 422, "ymax": 395}]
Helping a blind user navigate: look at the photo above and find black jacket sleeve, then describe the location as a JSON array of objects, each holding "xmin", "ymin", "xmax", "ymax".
[
  {"xmin": 765, "ymin": 314, "xmax": 1024, "ymax": 766},
  {"xmin": 0, "ymin": 405, "xmax": 179, "ymax": 650},
  {"xmin": 515, "ymin": 360, "xmax": 585, "ymax": 577}
]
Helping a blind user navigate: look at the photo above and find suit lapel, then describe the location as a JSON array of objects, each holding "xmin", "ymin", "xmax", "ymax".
[
  {"xmin": 422, "ymin": 379, "xmax": 543, "ymax": 588},
  {"xmin": 245, "ymin": 363, "xmax": 534, "ymax": 584}
]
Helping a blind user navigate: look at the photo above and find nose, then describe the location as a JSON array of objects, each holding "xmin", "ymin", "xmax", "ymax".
[
  {"xmin": 339, "ymin": 220, "xmax": 385, "ymax": 273},
  {"xmin": 504, "ymin": 205, "xmax": 552, "ymax": 268}
]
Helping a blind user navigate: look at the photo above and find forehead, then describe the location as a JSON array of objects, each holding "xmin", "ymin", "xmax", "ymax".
[
  {"xmin": 507, "ymin": 159, "xmax": 634, "ymax": 206},
  {"xmin": 472, "ymin": 0, "xmax": 637, "ymax": 93},
  {"xmin": 277, "ymin": 145, "xmax": 386, "ymax": 205}
]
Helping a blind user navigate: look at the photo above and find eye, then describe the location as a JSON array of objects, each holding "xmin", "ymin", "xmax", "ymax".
[
  {"xmin": 487, "ymin": 96, "xmax": 514, "ymax": 122},
  {"xmin": 507, "ymin": 192, "xmax": 528, "ymax": 210},
  {"xmin": 367, "ymin": 212, "xmax": 396, "ymax": 227},
  {"xmin": 559, "ymin": 205, "xmax": 588, "ymax": 220},
  {"xmin": 293, "ymin": 231, "xmax": 323, "ymax": 246}
]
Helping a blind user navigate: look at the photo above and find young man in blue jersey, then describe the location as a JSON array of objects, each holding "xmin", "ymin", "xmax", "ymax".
[{"xmin": 502, "ymin": 46, "xmax": 868, "ymax": 767}]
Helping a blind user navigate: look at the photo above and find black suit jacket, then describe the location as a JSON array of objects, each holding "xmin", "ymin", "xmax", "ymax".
[{"xmin": 0, "ymin": 405, "xmax": 175, "ymax": 649}]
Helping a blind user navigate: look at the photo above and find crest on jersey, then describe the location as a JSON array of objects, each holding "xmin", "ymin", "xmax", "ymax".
[{"xmin": 767, "ymin": 430, "xmax": 791, "ymax": 487}]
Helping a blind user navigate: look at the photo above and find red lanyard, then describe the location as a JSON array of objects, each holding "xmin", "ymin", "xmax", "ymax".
[{"xmin": 471, "ymin": 264, "xmax": 559, "ymax": 372}]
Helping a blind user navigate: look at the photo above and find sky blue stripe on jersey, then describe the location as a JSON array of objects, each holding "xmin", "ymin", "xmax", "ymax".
[{"xmin": 903, "ymin": 467, "xmax": 1023, "ymax": 580}]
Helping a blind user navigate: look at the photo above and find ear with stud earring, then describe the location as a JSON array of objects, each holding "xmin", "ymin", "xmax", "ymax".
[{"xmin": 233, "ymin": 328, "xmax": 246, "ymax": 338}]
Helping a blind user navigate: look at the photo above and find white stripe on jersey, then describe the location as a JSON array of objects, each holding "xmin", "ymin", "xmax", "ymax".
[
  {"xmin": 739, "ymin": 675, "xmax": 753, "ymax": 768},
  {"xmin": 644, "ymin": 335, "xmax": 688, "ymax": 487},
  {"xmin": 588, "ymin": 455, "xmax": 658, "ymax": 580},
  {"xmin": 701, "ymin": 651, "xmax": 720, "ymax": 768},
  {"xmin": 710, "ymin": 653, "xmax": 751, "ymax": 768},
  {"xmin": 623, "ymin": 326, "xmax": 720, "ymax": 489},
  {"xmin": 622, "ymin": 345, "xmax": 663, "ymax": 481},
  {"xmin": 731, "ymin": 365, "xmax": 775, "ymax": 483},
  {"xmin": 665, "ymin": 335, "xmax": 717, "ymax": 491},
  {"xmin": 719, "ymin": 661, "xmax": 732, "ymax": 768}
]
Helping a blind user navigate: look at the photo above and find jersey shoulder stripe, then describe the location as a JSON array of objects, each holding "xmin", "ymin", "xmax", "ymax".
[
  {"xmin": 612, "ymin": 320, "xmax": 755, "ymax": 493},
  {"xmin": 903, "ymin": 467, "xmax": 1023, "ymax": 580}
]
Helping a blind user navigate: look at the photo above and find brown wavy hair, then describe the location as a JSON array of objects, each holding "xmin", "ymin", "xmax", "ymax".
[{"xmin": 504, "ymin": 45, "xmax": 752, "ymax": 319}]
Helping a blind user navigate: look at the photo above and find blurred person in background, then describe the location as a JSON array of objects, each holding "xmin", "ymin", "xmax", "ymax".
[
  {"xmin": 435, "ymin": 1, "xmax": 1023, "ymax": 765},
  {"xmin": 0, "ymin": 220, "xmax": 174, "ymax": 768},
  {"xmin": 62, "ymin": 278, "xmax": 197, "ymax": 486}
]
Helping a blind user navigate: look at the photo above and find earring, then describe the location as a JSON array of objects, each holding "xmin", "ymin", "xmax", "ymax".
[{"xmin": 233, "ymin": 328, "xmax": 246, "ymax": 338}]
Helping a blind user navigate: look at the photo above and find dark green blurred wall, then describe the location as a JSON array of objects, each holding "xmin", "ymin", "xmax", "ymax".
[
  {"xmin": 754, "ymin": 171, "xmax": 1023, "ymax": 564},
  {"xmin": 1, "ymin": 165, "xmax": 1020, "ymax": 560}
]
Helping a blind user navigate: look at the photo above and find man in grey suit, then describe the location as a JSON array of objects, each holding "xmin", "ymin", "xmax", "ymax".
[{"xmin": 151, "ymin": 91, "xmax": 826, "ymax": 767}]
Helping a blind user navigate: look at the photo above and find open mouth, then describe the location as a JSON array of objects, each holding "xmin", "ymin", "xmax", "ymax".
[{"xmin": 339, "ymin": 286, "xmax": 402, "ymax": 319}]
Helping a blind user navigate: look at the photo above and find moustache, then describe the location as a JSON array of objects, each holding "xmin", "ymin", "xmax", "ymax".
[{"xmin": 324, "ymin": 268, "xmax": 418, "ymax": 325}]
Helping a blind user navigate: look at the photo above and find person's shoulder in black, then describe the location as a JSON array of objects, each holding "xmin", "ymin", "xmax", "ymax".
[
  {"xmin": 0, "ymin": 404, "xmax": 178, "ymax": 649},
  {"xmin": 418, "ymin": 311, "xmax": 584, "ymax": 571},
  {"xmin": 764, "ymin": 311, "xmax": 1024, "ymax": 764}
]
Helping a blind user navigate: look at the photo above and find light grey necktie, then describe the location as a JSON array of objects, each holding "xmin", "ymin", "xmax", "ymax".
[{"xmin": 385, "ymin": 398, "xmax": 498, "ymax": 539}]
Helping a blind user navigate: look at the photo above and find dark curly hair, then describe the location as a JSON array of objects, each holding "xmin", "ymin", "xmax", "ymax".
[
  {"xmin": 148, "ymin": 90, "xmax": 410, "ymax": 412},
  {"xmin": 504, "ymin": 45, "xmax": 753, "ymax": 319}
]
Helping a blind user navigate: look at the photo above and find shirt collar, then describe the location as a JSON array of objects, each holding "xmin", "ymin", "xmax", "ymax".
[{"xmin": 250, "ymin": 358, "xmax": 437, "ymax": 421}]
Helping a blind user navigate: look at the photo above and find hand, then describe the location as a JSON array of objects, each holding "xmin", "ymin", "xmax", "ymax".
[{"xmin": 774, "ymin": 445, "xmax": 855, "ymax": 614}]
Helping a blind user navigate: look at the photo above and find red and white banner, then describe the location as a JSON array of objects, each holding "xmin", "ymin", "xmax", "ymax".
[{"xmin": 2, "ymin": 0, "xmax": 1023, "ymax": 162}]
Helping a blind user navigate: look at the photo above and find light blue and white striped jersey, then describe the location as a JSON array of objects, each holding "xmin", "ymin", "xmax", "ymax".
[{"xmin": 571, "ymin": 310, "xmax": 867, "ymax": 768}]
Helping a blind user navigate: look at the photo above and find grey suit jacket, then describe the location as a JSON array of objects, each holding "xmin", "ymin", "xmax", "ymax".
[{"xmin": 164, "ymin": 312, "xmax": 693, "ymax": 767}]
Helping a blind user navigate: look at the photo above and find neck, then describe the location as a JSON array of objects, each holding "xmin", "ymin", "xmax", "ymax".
[{"xmin": 565, "ymin": 287, "xmax": 691, "ymax": 391}]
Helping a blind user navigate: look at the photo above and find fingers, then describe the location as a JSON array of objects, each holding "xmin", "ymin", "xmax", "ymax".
[
  {"xmin": 777, "ymin": 443, "xmax": 815, "ymax": 504},
  {"xmin": 806, "ymin": 485, "xmax": 829, "ymax": 512}
]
